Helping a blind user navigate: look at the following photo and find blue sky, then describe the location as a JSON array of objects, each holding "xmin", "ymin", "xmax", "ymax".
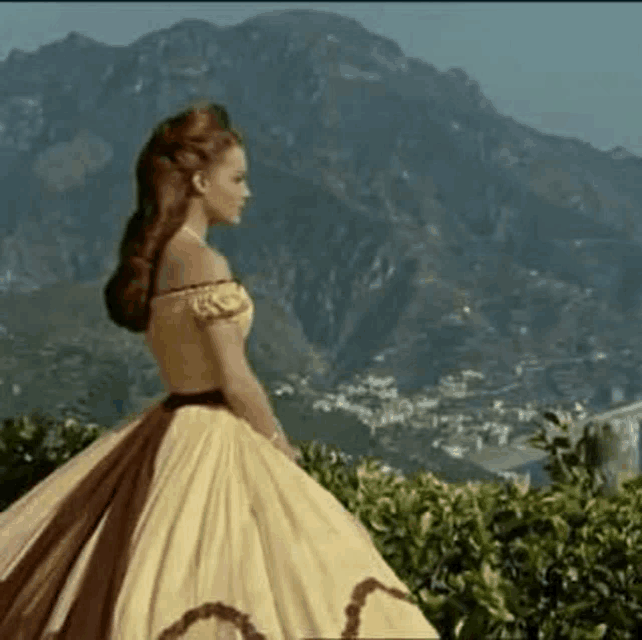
[{"xmin": 1, "ymin": 2, "xmax": 641, "ymax": 154}]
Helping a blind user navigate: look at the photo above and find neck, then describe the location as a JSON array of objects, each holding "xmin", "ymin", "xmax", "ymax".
[
  {"xmin": 180, "ymin": 206, "xmax": 209, "ymax": 243},
  {"xmin": 180, "ymin": 220, "xmax": 207, "ymax": 244},
  {"xmin": 181, "ymin": 225, "xmax": 206, "ymax": 244}
]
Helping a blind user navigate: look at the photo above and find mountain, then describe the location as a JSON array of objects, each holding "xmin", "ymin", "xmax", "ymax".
[{"xmin": 1, "ymin": 9, "xmax": 642, "ymax": 431}]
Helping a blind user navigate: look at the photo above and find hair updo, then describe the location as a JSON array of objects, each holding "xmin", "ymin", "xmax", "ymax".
[{"xmin": 103, "ymin": 102, "xmax": 244, "ymax": 333}]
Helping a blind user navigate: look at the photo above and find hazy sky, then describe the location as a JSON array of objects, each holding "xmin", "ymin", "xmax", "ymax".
[{"xmin": 1, "ymin": 2, "xmax": 640, "ymax": 154}]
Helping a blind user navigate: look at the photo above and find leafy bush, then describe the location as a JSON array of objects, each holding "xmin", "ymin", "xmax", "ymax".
[
  {"xmin": 0, "ymin": 410, "xmax": 108, "ymax": 511},
  {"xmin": 2, "ymin": 410, "xmax": 642, "ymax": 638}
]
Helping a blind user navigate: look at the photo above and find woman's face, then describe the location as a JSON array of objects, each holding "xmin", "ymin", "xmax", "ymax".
[{"xmin": 195, "ymin": 144, "xmax": 252, "ymax": 226}]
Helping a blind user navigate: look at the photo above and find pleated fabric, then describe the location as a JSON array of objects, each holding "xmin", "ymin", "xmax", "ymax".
[{"xmin": 0, "ymin": 390, "xmax": 439, "ymax": 639}]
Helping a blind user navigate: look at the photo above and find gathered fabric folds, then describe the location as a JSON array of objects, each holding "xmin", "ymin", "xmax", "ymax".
[{"xmin": 0, "ymin": 390, "xmax": 439, "ymax": 639}]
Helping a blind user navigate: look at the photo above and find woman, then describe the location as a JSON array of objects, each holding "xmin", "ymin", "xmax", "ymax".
[{"xmin": 0, "ymin": 103, "xmax": 439, "ymax": 639}]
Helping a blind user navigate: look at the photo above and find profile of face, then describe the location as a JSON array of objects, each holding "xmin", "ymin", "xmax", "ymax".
[{"xmin": 191, "ymin": 144, "xmax": 252, "ymax": 226}]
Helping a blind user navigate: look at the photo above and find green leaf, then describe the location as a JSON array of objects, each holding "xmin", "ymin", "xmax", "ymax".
[
  {"xmin": 556, "ymin": 600, "xmax": 597, "ymax": 619},
  {"xmin": 419, "ymin": 510, "xmax": 433, "ymax": 537},
  {"xmin": 455, "ymin": 604, "xmax": 489, "ymax": 640},
  {"xmin": 576, "ymin": 624, "xmax": 607, "ymax": 640},
  {"xmin": 369, "ymin": 517, "xmax": 389, "ymax": 532}
]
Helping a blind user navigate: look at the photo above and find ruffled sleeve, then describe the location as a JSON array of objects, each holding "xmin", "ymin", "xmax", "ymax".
[{"xmin": 186, "ymin": 283, "xmax": 251, "ymax": 329}]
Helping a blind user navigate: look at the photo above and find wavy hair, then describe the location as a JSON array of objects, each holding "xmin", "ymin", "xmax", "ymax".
[{"xmin": 103, "ymin": 102, "xmax": 244, "ymax": 333}]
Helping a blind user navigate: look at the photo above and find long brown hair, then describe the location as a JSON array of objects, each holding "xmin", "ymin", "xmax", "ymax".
[{"xmin": 103, "ymin": 102, "xmax": 244, "ymax": 333}]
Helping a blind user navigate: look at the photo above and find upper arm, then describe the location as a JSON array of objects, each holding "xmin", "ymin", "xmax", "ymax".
[{"xmin": 183, "ymin": 248, "xmax": 256, "ymax": 393}]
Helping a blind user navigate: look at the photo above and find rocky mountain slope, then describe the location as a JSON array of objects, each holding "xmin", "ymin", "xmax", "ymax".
[{"xmin": 2, "ymin": 11, "xmax": 642, "ymax": 477}]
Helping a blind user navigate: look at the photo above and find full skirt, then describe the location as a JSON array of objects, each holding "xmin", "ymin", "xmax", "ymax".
[{"xmin": 0, "ymin": 390, "xmax": 439, "ymax": 639}]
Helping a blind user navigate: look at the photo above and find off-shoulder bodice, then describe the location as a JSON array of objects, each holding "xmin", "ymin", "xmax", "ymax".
[{"xmin": 144, "ymin": 279, "xmax": 254, "ymax": 394}]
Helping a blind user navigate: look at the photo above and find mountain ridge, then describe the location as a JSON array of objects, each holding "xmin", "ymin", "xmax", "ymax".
[{"xmin": 1, "ymin": 12, "xmax": 642, "ymax": 482}]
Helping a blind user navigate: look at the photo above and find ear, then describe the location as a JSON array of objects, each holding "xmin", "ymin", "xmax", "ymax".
[{"xmin": 191, "ymin": 170, "xmax": 207, "ymax": 195}]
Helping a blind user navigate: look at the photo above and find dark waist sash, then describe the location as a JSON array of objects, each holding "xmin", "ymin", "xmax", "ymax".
[{"xmin": 162, "ymin": 388, "xmax": 228, "ymax": 411}]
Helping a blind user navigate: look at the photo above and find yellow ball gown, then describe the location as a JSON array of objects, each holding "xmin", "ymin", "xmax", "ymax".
[{"xmin": 0, "ymin": 280, "xmax": 440, "ymax": 639}]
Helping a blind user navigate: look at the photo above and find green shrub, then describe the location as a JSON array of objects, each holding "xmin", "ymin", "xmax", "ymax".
[
  {"xmin": 2, "ymin": 411, "xmax": 642, "ymax": 638},
  {"xmin": 0, "ymin": 410, "xmax": 108, "ymax": 511}
]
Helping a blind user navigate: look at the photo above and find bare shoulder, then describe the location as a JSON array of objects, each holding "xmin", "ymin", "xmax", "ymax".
[
  {"xmin": 156, "ymin": 239, "xmax": 232, "ymax": 291},
  {"xmin": 192, "ymin": 246, "xmax": 233, "ymax": 283}
]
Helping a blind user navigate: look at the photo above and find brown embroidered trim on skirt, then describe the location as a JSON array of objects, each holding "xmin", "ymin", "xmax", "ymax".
[
  {"xmin": 340, "ymin": 577, "xmax": 417, "ymax": 639},
  {"xmin": 0, "ymin": 389, "xmax": 227, "ymax": 640},
  {"xmin": 154, "ymin": 576, "xmax": 418, "ymax": 640},
  {"xmin": 156, "ymin": 601, "xmax": 268, "ymax": 640}
]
